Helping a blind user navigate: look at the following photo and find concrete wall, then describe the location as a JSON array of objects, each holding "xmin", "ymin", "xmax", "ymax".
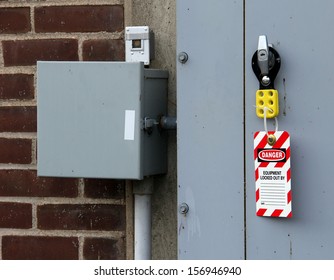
[{"xmin": 125, "ymin": 0, "xmax": 177, "ymax": 259}]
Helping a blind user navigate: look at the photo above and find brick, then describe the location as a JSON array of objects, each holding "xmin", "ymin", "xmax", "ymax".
[
  {"xmin": 0, "ymin": 106, "xmax": 36, "ymax": 132},
  {"xmin": 35, "ymin": 5, "xmax": 124, "ymax": 33},
  {"xmin": 0, "ymin": 202, "xmax": 32, "ymax": 229},
  {"xmin": 84, "ymin": 179, "xmax": 125, "ymax": 199},
  {"xmin": 0, "ymin": 138, "xmax": 31, "ymax": 164},
  {"xmin": 0, "ymin": 170, "xmax": 78, "ymax": 197},
  {"xmin": 0, "ymin": 74, "xmax": 34, "ymax": 100},
  {"xmin": 2, "ymin": 39, "xmax": 78, "ymax": 66},
  {"xmin": 0, "ymin": 8, "xmax": 31, "ymax": 34},
  {"xmin": 84, "ymin": 237, "xmax": 125, "ymax": 260},
  {"xmin": 82, "ymin": 39, "xmax": 125, "ymax": 61},
  {"xmin": 2, "ymin": 236, "xmax": 78, "ymax": 260},
  {"xmin": 37, "ymin": 204, "xmax": 126, "ymax": 231}
]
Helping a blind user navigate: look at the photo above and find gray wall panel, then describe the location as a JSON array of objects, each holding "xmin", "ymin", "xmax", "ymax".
[{"xmin": 177, "ymin": 0, "xmax": 244, "ymax": 259}]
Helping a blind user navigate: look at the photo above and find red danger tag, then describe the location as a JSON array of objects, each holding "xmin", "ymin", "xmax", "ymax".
[{"xmin": 254, "ymin": 131, "xmax": 292, "ymax": 218}]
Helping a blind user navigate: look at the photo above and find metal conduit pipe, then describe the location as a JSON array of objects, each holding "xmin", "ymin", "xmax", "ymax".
[
  {"xmin": 133, "ymin": 178, "xmax": 154, "ymax": 260},
  {"xmin": 133, "ymin": 115, "xmax": 175, "ymax": 260},
  {"xmin": 160, "ymin": 116, "xmax": 177, "ymax": 130}
]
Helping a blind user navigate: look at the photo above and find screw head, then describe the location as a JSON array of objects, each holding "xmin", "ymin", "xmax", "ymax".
[
  {"xmin": 261, "ymin": 75, "xmax": 271, "ymax": 86},
  {"xmin": 178, "ymin": 52, "xmax": 188, "ymax": 64},
  {"xmin": 179, "ymin": 203, "xmax": 189, "ymax": 214}
]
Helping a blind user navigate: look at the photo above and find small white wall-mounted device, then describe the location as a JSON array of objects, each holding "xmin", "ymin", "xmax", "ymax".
[{"xmin": 125, "ymin": 26, "xmax": 154, "ymax": 66}]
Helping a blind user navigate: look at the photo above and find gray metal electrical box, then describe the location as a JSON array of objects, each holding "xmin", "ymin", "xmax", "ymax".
[{"xmin": 37, "ymin": 61, "xmax": 168, "ymax": 180}]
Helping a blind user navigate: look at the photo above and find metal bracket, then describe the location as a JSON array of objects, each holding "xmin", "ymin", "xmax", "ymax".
[{"xmin": 144, "ymin": 117, "xmax": 159, "ymax": 134}]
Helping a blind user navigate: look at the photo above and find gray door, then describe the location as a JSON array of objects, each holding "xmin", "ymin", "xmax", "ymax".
[
  {"xmin": 178, "ymin": 0, "xmax": 334, "ymax": 259},
  {"xmin": 177, "ymin": 0, "xmax": 245, "ymax": 259}
]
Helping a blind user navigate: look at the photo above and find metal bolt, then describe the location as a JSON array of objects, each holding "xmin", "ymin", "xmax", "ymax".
[
  {"xmin": 179, "ymin": 203, "xmax": 189, "ymax": 215},
  {"xmin": 261, "ymin": 75, "xmax": 271, "ymax": 86},
  {"xmin": 178, "ymin": 52, "xmax": 188, "ymax": 64}
]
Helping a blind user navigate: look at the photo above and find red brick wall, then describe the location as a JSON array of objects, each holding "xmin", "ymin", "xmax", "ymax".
[{"xmin": 0, "ymin": 1, "xmax": 128, "ymax": 260}]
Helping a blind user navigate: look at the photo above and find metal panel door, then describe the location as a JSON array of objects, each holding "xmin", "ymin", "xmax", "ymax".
[
  {"xmin": 245, "ymin": 0, "xmax": 334, "ymax": 259},
  {"xmin": 178, "ymin": 0, "xmax": 334, "ymax": 259},
  {"xmin": 177, "ymin": 0, "xmax": 245, "ymax": 259}
]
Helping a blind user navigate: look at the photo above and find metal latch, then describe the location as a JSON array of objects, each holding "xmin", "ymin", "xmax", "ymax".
[{"xmin": 252, "ymin": 35, "xmax": 281, "ymax": 89}]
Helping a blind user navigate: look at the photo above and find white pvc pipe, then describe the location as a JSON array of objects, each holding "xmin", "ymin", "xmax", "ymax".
[{"xmin": 134, "ymin": 193, "xmax": 152, "ymax": 260}]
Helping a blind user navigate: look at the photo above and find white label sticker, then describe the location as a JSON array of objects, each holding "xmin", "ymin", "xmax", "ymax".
[{"xmin": 124, "ymin": 110, "xmax": 135, "ymax": 141}]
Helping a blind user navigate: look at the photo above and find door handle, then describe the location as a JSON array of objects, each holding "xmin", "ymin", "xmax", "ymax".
[{"xmin": 252, "ymin": 35, "xmax": 281, "ymax": 89}]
